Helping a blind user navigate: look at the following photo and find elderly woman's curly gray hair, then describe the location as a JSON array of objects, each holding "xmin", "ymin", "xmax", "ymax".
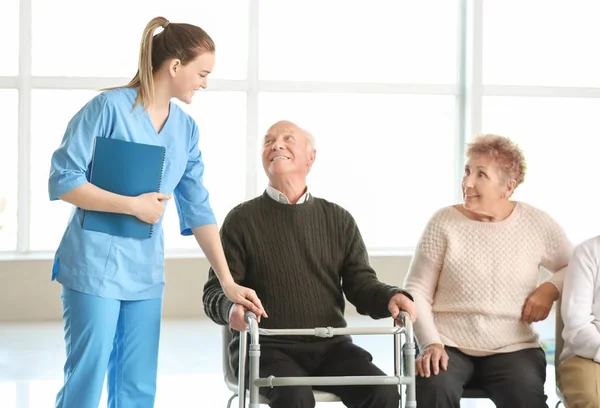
[{"xmin": 466, "ymin": 134, "xmax": 527, "ymax": 188}]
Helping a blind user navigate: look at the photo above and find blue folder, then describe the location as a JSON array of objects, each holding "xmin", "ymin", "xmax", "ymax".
[{"xmin": 82, "ymin": 137, "xmax": 166, "ymax": 239}]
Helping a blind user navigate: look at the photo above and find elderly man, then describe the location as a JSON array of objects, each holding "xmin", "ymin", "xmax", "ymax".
[{"xmin": 203, "ymin": 120, "xmax": 416, "ymax": 408}]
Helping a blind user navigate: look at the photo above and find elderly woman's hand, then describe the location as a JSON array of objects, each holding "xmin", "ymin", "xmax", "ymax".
[
  {"xmin": 521, "ymin": 282, "xmax": 559, "ymax": 324},
  {"xmin": 415, "ymin": 344, "xmax": 448, "ymax": 377}
]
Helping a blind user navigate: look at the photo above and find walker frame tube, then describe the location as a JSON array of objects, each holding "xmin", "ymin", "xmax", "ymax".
[{"xmin": 238, "ymin": 311, "xmax": 416, "ymax": 408}]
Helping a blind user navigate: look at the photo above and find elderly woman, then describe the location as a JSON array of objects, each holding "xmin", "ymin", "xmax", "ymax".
[{"xmin": 404, "ymin": 134, "xmax": 573, "ymax": 408}]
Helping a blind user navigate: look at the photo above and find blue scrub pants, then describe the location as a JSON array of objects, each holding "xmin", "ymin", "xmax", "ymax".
[{"xmin": 55, "ymin": 287, "xmax": 163, "ymax": 408}]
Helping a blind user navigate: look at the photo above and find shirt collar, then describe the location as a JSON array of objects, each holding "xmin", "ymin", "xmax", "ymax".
[{"xmin": 266, "ymin": 185, "xmax": 310, "ymax": 204}]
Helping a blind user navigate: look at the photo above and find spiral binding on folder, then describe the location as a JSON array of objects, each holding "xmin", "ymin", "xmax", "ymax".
[{"xmin": 148, "ymin": 146, "xmax": 167, "ymax": 238}]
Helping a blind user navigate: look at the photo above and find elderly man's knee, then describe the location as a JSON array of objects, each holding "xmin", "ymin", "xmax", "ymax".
[
  {"xmin": 564, "ymin": 386, "xmax": 600, "ymax": 408},
  {"xmin": 369, "ymin": 385, "xmax": 400, "ymax": 408},
  {"xmin": 559, "ymin": 356, "xmax": 600, "ymax": 408},
  {"xmin": 267, "ymin": 386, "xmax": 315, "ymax": 408}
]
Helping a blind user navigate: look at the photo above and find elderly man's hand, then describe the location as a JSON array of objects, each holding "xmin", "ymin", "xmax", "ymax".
[
  {"xmin": 229, "ymin": 304, "xmax": 262, "ymax": 332},
  {"xmin": 229, "ymin": 304, "xmax": 249, "ymax": 332},
  {"xmin": 521, "ymin": 282, "xmax": 559, "ymax": 324},
  {"xmin": 388, "ymin": 292, "xmax": 417, "ymax": 322}
]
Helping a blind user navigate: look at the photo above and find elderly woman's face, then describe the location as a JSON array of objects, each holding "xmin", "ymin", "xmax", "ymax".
[{"xmin": 462, "ymin": 155, "xmax": 511, "ymax": 213}]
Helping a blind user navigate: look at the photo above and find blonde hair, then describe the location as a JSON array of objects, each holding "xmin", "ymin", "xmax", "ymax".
[
  {"xmin": 466, "ymin": 134, "xmax": 527, "ymax": 187},
  {"xmin": 108, "ymin": 16, "xmax": 215, "ymax": 111}
]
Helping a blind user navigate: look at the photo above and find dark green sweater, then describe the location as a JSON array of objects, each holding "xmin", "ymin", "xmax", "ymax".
[{"xmin": 202, "ymin": 192, "xmax": 411, "ymax": 365}]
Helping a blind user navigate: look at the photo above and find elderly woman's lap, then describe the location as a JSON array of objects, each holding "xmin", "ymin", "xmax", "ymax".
[{"xmin": 416, "ymin": 346, "xmax": 548, "ymax": 408}]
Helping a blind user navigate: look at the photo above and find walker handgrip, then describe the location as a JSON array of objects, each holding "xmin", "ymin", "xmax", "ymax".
[{"xmin": 245, "ymin": 311, "xmax": 257, "ymax": 323}]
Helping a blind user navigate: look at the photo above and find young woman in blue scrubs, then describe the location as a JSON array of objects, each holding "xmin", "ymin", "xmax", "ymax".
[{"xmin": 48, "ymin": 16, "xmax": 266, "ymax": 408}]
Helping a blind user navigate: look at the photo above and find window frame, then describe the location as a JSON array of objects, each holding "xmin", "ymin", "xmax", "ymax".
[{"xmin": 5, "ymin": 0, "xmax": 596, "ymax": 260}]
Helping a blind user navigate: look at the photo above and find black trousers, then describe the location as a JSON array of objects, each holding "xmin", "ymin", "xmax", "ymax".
[
  {"xmin": 244, "ymin": 337, "xmax": 399, "ymax": 408},
  {"xmin": 416, "ymin": 346, "xmax": 548, "ymax": 408}
]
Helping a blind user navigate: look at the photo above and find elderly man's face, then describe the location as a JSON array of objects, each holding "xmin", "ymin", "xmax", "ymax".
[{"xmin": 262, "ymin": 122, "xmax": 315, "ymax": 178}]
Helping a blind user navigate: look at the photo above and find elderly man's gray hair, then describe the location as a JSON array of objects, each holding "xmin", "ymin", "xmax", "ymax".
[{"xmin": 305, "ymin": 130, "xmax": 316, "ymax": 150}]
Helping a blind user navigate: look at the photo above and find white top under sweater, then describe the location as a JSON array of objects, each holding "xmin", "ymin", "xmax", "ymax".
[
  {"xmin": 404, "ymin": 202, "xmax": 573, "ymax": 356},
  {"xmin": 560, "ymin": 235, "xmax": 600, "ymax": 363}
]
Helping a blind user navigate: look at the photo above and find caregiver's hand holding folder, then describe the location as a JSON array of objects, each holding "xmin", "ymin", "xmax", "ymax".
[
  {"xmin": 60, "ymin": 186, "xmax": 171, "ymax": 225},
  {"xmin": 131, "ymin": 192, "xmax": 171, "ymax": 224}
]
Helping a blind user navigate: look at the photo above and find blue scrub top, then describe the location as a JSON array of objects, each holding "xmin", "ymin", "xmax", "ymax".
[{"xmin": 48, "ymin": 87, "xmax": 217, "ymax": 300}]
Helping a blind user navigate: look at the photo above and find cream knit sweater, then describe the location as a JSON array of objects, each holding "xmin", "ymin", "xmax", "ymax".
[{"xmin": 404, "ymin": 202, "xmax": 573, "ymax": 356}]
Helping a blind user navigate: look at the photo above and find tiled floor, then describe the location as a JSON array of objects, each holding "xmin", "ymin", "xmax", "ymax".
[{"xmin": 0, "ymin": 315, "xmax": 561, "ymax": 408}]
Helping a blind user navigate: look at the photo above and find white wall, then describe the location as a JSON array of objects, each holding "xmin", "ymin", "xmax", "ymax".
[{"xmin": 0, "ymin": 256, "xmax": 412, "ymax": 322}]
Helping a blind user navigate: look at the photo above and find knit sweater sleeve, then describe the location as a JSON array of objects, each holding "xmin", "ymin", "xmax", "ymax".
[
  {"xmin": 340, "ymin": 209, "xmax": 412, "ymax": 319},
  {"xmin": 539, "ymin": 213, "xmax": 574, "ymax": 293},
  {"xmin": 202, "ymin": 208, "xmax": 246, "ymax": 325},
  {"xmin": 403, "ymin": 209, "xmax": 448, "ymax": 349}
]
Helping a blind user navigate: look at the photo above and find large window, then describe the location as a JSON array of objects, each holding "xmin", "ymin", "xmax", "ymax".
[
  {"xmin": 2, "ymin": 0, "xmax": 461, "ymax": 257},
  {"xmin": 31, "ymin": 0, "xmax": 248, "ymax": 79},
  {"xmin": 482, "ymin": 97, "xmax": 600, "ymax": 246},
  {"xmin": 0, "ymin": 1, "xmax": 19, "ymax": 252},
  {"xmin": 480, "ymin": 0, "xmax": 600, "ymax": 247},
  {"xmin": 6, "ymin": 0, "xmax": 598, "ymax": 260},
  {"xmin": 0, "ymin": 1, "xmax": 19, "ymax": 76},
  {"xmin": 0, "ymin": 91, "xmax": 18, "ymax": 251},
  {"xmin": 257, "ymin": 93, "xmax": 456, "ymax": 248},
  {"xmin": 258, "ymin": 1, "xmax": 458, "ymax": 83},
  {"xmin": 483, "ymin": 0, "xmax": 600, "ymax": 87}
]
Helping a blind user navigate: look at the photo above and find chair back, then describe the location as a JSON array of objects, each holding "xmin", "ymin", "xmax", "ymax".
[{"xmin": 222, "ymin": 326, "xmax": 238, "ymax": 389}]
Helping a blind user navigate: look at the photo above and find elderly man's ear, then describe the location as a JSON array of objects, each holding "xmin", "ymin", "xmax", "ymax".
[{"xmin": 307, "ymin": 150, "xmax": 316, "ymax": 170}]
